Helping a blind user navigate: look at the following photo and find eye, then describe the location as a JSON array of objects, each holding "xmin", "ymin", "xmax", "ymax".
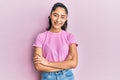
[
  {"xmin": 61, "ymin": 16, "xmax": 65, "ymax": 19},
  {"xmin": 61, "ymin": 15, "xmax": 66, "ymax": 19},
  {"xmin": 53, "ymin": 13, "xmax": 58, "ymax": 17}
]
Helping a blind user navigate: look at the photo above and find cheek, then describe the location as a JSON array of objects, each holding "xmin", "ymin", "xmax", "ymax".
[
  {"xmin": 62, "ymin": 20, "xmax": 67, "ymax": 23},
  {"xmin": 51, "ymin": 17, "xmax": 57, "ymax": 22}
]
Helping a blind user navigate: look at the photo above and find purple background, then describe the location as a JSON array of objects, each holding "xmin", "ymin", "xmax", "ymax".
[{"xmin": 0, "ymin": 0, "xmax": 120, "ymax": 80}]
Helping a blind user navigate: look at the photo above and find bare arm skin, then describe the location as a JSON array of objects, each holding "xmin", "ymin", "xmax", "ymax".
[
  {"xmin": 47, "ymin": 43, "xmax": 78, "ymax": 69},
  {"xmin": 34, "ymin": 43, "xmax": 78, "ymax": 70},
  {"xmin": 33, "ymin": 47, "xmax": 62, "ymax": 72}
]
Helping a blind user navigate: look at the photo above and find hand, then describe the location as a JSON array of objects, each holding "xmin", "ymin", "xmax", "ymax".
[{"xmin": 33, "ymin": 55, "xmax": 49, "ymax": 66}]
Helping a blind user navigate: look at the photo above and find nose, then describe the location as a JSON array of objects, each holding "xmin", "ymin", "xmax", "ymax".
[{"xmin": 56, "ymin": 17, "xmax": 61, "ymax": 22}]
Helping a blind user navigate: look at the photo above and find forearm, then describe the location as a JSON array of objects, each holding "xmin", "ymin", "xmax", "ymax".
[
  {"xmin": 47, "ymin": 60, "xmax": 77, "ymax": 69},
  {"xmin": 46, "ymin": 52, "xmax": 77, "ymax": 69},
  {"xmin": 34, "ymin": 63, "xmax": 63, "ymax": 72},
  {"xmin": 33, "ymin": 47, "xmax": 63, "ymax": 72},
  {"xmin": 34, "ymin": 44, "xmax": 78, "ymax": 70},
  {"xmin": 40, "ymin": 52, "xmax": 77, "ymax": 69}
]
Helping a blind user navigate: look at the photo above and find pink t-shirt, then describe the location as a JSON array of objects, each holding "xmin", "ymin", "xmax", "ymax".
[{"xmin": 32, "ymin": 30, "xmax": 77, "ymax": 62}]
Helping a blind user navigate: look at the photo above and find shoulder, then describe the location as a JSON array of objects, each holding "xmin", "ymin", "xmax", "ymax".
[
  {"xmin": 37, "ymin": 31, "xmax": 47, "ymax": 37},
  {"xmin": 63, "ymin": 31, "xmax": 77, "ymax": 46},
  {"xmin": 62, "ymin": 30, "xmax": 76, "ymax": 39},
  {"xmin": 35, "ymin": 31, "xmax": 48, "ymax": 41}
]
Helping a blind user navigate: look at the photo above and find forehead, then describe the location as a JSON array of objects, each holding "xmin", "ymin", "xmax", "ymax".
[{"xmin": 52, "ymin": 7, "xmax": 67, "ymax": 16}]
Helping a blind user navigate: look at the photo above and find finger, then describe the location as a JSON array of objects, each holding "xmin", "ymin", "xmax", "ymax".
[
  {"xmin": 33, "ymin": 57, "xmax": 41, "ymax": 60},
  {"xmin": 33, "ymin": 58, "xmax": 41, "ymax": 62},
  {"xmin": 35, "ymin": 54, "xmax": 41, "ymax": 57},
  {"xmin": 34, "ymin": 61, "xmax": 42, "ymax": 64},
  {"xmin": 34, "ymin": 57, "xmax": 42, "ymax": 61},
  {"xmin": 33, "ymin": 58, "xmax": 43, "ymax": 62},
  {"xmin": 33, "ymin": 59, "xmax": 38, "ymax": 62},
  {"xmin": 34, "ymin": 56, "xmax": 41, "ymax": 59},
  {"xmin": 33, "ymin": 60, "xmax": 41, "ymax": 63},
  {"xmin": 34, "ymin": 62, "xmax": 40, "ymax": 64},
  {"xmin": 33, "ymin": 57, "xmax": 38, "ymax": 60}
]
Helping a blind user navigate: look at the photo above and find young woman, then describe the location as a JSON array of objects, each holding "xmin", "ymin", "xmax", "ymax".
[{"xmin": 33, "ymin": 2, "xmax": 78, "ymax": 80}]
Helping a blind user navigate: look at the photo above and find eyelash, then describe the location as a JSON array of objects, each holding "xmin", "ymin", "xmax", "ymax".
[
  {"xmin": 54, "ymin": 14, "xmax": 58, "ymax": 17},
  {"xmin": 53, "ymin": 14, "xmax": 65, "ymax": 19},
  {"xmin": 61, "ymin": 17, "xmax": 65, "ymax": 19}
]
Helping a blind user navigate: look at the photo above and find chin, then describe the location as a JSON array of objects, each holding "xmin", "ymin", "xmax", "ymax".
[{"xmin": 53, "ymin": 25, "xmax": 62, "ymax": 29}]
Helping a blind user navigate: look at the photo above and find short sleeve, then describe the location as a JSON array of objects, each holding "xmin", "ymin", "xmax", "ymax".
[
  {"xmin": 68, "ymin": 34, "xmax": 78, "ymax": 46},
  {"xmin": 32, "ymin": 34, "xmax": 43, "ymax": 48}
]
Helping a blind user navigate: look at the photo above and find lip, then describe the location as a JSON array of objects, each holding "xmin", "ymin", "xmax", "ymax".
[{"xmin": 54, "ymin": 22, "xmax": 62, "ymax": 26}]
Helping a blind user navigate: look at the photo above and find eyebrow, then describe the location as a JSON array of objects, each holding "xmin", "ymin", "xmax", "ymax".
[
  {"xmin": 61, "ymin": 15, "xmax": 65, "ymax": 17},
  {"xmin": 53, "ymin": 12, "xmax": 66, "ymax": 17}
]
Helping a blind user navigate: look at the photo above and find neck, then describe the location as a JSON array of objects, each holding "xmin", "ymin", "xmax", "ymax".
[{"xmin": 50, "ymin": 27, "xmax": 62, "ymax": 33}]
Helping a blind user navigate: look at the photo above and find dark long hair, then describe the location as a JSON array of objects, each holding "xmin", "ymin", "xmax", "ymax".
[{"xmin": 46, "ymin": 2, "xmax": 68, "ymax": 31}]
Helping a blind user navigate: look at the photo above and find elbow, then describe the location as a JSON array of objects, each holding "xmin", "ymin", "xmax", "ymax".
[
  {"xmin": 71, "ymin": 61, "xmax": 78, "ymax": 68},
  {"xmin": 34, "ymin": 64, "xmax": 44, "ymax": 71},
  {"xmin": 34, "ymin": 64, "xmax": 41, "ymax": 71},
  {"xmin": 34, "ymin": 63, "xmax": 52, "ymax": 72},
  {"xmin": 72, "ymin": 63, "xmax": 77, "ymax": 68}
]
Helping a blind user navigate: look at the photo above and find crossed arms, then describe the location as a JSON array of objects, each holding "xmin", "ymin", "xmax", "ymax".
[{"xmin": 33, "ymin": 43, "xmax": 78, "ymax": 72}]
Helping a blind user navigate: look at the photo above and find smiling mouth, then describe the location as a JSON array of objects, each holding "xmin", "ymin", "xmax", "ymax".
[{"xmin": 54, "ymin": 22, "xmax": 62, "ymax": 26}]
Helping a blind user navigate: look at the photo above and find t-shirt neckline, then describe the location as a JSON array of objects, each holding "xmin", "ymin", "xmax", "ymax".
[{"xmin": 47, "ymin": 30, "xmax": 64, "ymax": 35}]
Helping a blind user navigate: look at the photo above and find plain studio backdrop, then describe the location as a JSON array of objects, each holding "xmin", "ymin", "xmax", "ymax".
[{"xmin": 0, "ymin": 0, "xmax": 120, "ymax": 80}]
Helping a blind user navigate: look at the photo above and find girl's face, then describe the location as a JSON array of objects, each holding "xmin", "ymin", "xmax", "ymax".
[{"xmin": 50, "ymin": 7, "xmax": 67, "ymax": 30}]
